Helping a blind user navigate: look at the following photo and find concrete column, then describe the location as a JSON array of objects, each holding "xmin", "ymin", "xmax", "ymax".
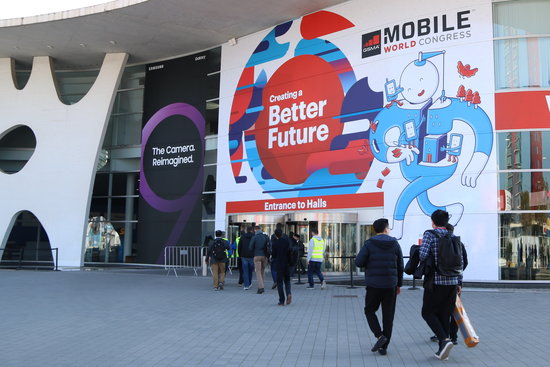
[{"xmin": 123, "ymin": 173, "xmax": 135, "ymax": 259}]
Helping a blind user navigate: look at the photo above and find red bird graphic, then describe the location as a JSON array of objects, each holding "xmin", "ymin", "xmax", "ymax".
[{"xmin": 457, "ymin": 61, "xmax": 478, "ymax": 78}]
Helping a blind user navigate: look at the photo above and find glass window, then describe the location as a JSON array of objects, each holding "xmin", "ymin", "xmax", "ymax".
[
  {"xmin": 206, "ymin": 47, "xmax": 221, "ymax": 74},
  {"xmin": 497, "ymin": 131, "xmax": 550, "ymax": 170},
  {"xmin": 15, "ymin": 71, "xmax": 30, "ymax": 90},
  {"xmin": 201, "ymin": 220, "xmax": 216, "ymax": 246},
  {"xmin": 494, "ymin": 0, "xmax": 550, "ymax": 37},
  {"xmin": 204, "ymin": 149, "xmax": 217, "ymax": 165},
  {"xmin": 493, "ymin": 0, "xmax": 550, "ymax": 89},
  {"xmin": 203, "ymin": 165, "xmax": 216, "ymax": 192},
  {"xmin": 499, "ymin": 171, "xmax": 550, "ymax": 210},
  {"xmin": 499, "ymin": 213, "xmax": 550, "ymax": 280},
  {"xmin": 55, "ymin": 71, "xmax": 99, "ymax": 104},
  {"xmin": 494, "ymin": 37, "xmax": 550, "ymax": 89},
  {"xmin": 92, "ymin": 174, "xmax": 109, "ymax": 196},
  {"xmin": 111, "ymin": 173, "xmax": 137, "ymax": 196},
  {"xmin": 110, "ymin": 198, "xmax": 128, "ymax": 221},
  {"xmin": 118, "ymin": 65, "xmax": 145, "ymax": 90},
  {"xmin": 202, "ymin": 193, "xmax": 215, "ymax": 219},
  {"xmin": 89, "ymin": 198, "xmax": 108, "ymax": 218},
  {"xmin": 205, "ymin": 103, "xmax": 219, "ymax": 135},
  {"xmin": 207, "ymin": 73, "xmax": 220, "ymax": 101}
]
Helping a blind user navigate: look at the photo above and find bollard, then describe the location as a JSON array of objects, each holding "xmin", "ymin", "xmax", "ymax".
[
  {"xmin": 347, "ymin": 256, "xmax": 356, "ymax": 289},
  {"xmin": 408, "ymin": 276, "xmax": 418, "ymax": 290},
  {"xmin": 295, "ymin": 256, "xmax": 305, "ymax": 284}
]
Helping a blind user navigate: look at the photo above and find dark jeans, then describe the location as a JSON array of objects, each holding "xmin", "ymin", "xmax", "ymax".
[
  {"xmin": 237, "ymin": 257, "xmax": 243, "ymax": 284},
  {"xmin": 277, "ymin": 267, "xmax": 291, "ymax": 304},
  {"xmin": 307, "ymin": 261, "xmax": 324, "ymax": 286},
  {"xmin": 421, "ymin": 284, "xmax": 458, "ymax": 342},
  {"xmin": 241, "ymin": 257, "xmax": 254, "ymax": 288},
  {"xmin": 364, "ymin": 286, "xmax": 397, "ymax": 348},
  {"xmin": 271, "ymin": 258, "xmax": 277, "ymax": 285}
]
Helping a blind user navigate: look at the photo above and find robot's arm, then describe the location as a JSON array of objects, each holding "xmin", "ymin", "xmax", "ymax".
[
  {"xmin": 447, "ymin": 102, "xmax": 493, "ymax": 187},
  {"xmin": 461, "ymin": 151, "xmax": 489, "ymax": 188},
  {"xmin": 385, "ymin": 145, "xmax": 419, "ymax": 165},
  {"xmin": 370, "ymin": 122, "xmax": 419, "ymax": 165}
]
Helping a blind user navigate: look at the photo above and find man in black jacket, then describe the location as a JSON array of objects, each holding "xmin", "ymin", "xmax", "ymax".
[
  {"xmin": 238, "ymin": 226, "xmax": 255, "ymax": 290},
  {"xmin": 355, "ymin": 218, "xmax": 403, "ymax": 355},
  {"xmin": 271, "ymin": 228, "xmax": 292, "ymax": 306}
]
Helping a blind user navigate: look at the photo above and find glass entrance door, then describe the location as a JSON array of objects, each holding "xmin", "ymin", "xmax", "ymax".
[{"xmin": 320, "ymin": 222, "xmax": 357, "ymax": 273}]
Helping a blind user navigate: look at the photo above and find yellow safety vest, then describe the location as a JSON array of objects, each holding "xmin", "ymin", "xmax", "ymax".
[
  {"xmin": 233, "ymin": 237, "xmax": 240, "ymax": 258},
  {"xmin": 311, "ymin": 238, "xmax": 324, "ymax": 259},
  {"xmin": 223, "ymin": 237, "xmax": 230, "ymax": 257}
]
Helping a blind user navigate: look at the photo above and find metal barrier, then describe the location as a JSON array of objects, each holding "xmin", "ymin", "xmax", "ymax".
[
  {"xmin": 328, "ymin": 254, "xmax": 418, "ymax": 290},
  {"xmin": 226, "ymin": 256, "xmax": 238, "ymax": 274},
  {"xmin": 327, "ymin": 255, "xmax": 357, "ymax": 288},
  {"xmin": 0, "ymin": 247, "xmax": 58, "ymax": 271},
  {"xmin": 164, "ymin": 246, "xmax": 205, "ymax": 277}
]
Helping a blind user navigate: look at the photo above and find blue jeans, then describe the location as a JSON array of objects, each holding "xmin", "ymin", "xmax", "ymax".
[
  {"xmin": 241, "ymin": 257, "xmax": 255, "ymax": 288},
  {"xmin": 308, "ymin": 261, "xmax": 324, "ymax": 286}
]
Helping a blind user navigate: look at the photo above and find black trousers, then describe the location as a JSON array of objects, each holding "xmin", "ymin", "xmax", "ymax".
[
  {"xmin": 421, "ymin": 284, "xmax": 458, "ymax": 342},
  {"xmin": 277, "ymin": 267, "xmax": 291, "ymax": 304},
  {"xmin": 237, "ymin": 257, "xmax": 243, "ymax": 284},
  {"xmin": 364, "ymin": 286, "xmax": 397, "ymax": 348}
]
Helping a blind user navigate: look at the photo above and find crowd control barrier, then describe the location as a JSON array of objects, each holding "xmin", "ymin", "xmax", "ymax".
[{"xmin": 164, "ymin": 246, "xmax": 205, "ymax": 277}]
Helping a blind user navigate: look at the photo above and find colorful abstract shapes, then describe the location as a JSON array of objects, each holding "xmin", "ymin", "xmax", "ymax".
[{"xmin": 300, "ymin": 10, "xmax": 354, "ymax": 40}]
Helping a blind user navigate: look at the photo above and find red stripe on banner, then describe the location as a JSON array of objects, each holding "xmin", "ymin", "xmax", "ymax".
[
  {"xmin": 226, "ymin": 192, "xmax": 383, "ymax": 214},
  {"xmin": 495, "ymin": 91, "xmax": 550, "ymax": 130}
]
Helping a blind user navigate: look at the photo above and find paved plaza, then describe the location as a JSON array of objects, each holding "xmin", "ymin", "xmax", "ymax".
[{"xmin": 1, "ymin": 268, "xmax": 549, "ymax": 367}]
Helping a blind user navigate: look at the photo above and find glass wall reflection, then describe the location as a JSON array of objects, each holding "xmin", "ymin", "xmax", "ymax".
[{"xmin": 500, "ymin": 213, "xmax": 550, "ymax": 280}]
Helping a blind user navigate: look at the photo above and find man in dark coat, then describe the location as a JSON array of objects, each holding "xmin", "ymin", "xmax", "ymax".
[
  {"xmin": 271, "ymin": 228, "xmax": 292, "ymax": 306},
  {"xmin": 238, "ymin": 226, "xmax": 255, "ymax": 290},
  {"xmin": 355, "ymin": 218, "xmax": 403, "ymax": 355}
]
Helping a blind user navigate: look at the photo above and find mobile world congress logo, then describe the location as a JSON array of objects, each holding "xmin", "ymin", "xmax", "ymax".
[
  {"xmin": 362, "ymin": 30, "xmax": 381, "ymax": 58},
  {"xmin": 362, "ymin": 11, "xmax": 472, "ymax": 58}
]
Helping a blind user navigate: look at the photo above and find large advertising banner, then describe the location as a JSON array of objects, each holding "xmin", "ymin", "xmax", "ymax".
[
  {"xmin": 217, "ymin": 0, "xmax": 498, "ymax": 279},
  {"xmin": 138, "ymin": 53, "xmax": 208, "ymax": 263}
]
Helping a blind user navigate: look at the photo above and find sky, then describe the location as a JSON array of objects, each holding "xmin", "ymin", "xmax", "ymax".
[{"xmin": 2, "ymin": 1, "xmax": 109, "ymax": 19}]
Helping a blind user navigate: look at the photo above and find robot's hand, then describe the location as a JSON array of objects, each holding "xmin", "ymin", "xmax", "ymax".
[
  {"xmin": 461, "ymin": 152, "xmax": 489, "ymax": 188},
  {"xmin": 386, "ymin": 145, "xmax": 419, "ymax": 165}
]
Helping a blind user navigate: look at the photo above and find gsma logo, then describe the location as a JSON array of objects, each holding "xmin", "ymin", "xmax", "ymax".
[{"xmin": 362, "ymin": 30, "xmax": 381, "ymax": 58}]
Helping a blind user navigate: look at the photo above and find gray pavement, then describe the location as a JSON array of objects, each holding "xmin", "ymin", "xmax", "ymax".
[{"xmin": 1, "ymin": 268, "xmax": 549, "ymax": 367}]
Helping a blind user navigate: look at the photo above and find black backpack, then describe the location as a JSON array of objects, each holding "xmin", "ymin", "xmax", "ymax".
[
  {"xmin": 429, "ymin": 230, "xmax": 463, "ymax": 276},
  {"xmin": 404, "ymin": 244, "xmax": 420, "ymax": 276},
  {"xmin": 263, "ymin": 234, "xmax": 272, "ymax": 258},
  {"xmin": 212, "ymin": 238, "xmax": 227, "ymax": 261},
  {"xmin": 288, "ymin": 240, "xmax": 300, "ymax": 266}
]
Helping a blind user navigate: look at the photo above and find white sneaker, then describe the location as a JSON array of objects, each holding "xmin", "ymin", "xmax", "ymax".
[
  {"xmin": 321, "ymin": 280, "xmax": 327, "ymax": 290},
  {"xmin": 243, "ymin": 286, "xmax": 250, "ymax": 290}
]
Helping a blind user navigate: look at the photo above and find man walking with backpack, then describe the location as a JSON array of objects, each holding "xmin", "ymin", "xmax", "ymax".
[
  {"xmin": 420, "ymin": 210, "xmax": 465, "ymax": 360},
  {"xmin": 205, "ymin": 230, "xmax": 230, "ymax": 291},
  {"xmin": 249, "ymin": 225, "xmax": 270, "ymax": 294},
  {"xmin": 355, "ymin": 218, "xmax": 403, "ymax": 356}
]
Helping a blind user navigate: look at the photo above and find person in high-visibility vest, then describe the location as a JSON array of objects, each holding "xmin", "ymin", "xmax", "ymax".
[
  {"xmin": 306, "ymin": 229, "xmax": 327, "ymax": 290},
  {"xmin": 222, "ymin": 232, "xmax": 231, "ymax": 275},
  {"xmin": 232, "ymin": 229, "xmax": 244, "ymax": 286}
]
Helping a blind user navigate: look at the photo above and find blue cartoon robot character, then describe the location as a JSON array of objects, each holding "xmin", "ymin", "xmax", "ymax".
[{"xmin": 369, "ymin": 51, "xmax": 493, "ymax": 239}]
